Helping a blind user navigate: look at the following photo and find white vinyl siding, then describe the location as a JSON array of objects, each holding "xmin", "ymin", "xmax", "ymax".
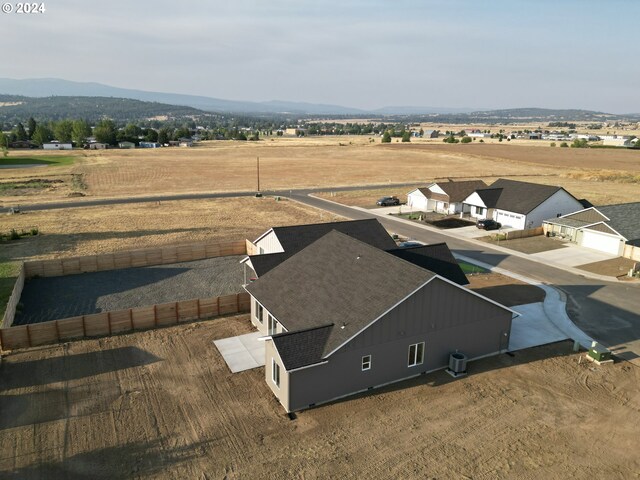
[
  {"xmin": 408, "ymin": 342, "xmax": 425, "ymax": 367},
  {"xmin": 361, "ymin": 355, "xmax": 371, "ymax": 371}
]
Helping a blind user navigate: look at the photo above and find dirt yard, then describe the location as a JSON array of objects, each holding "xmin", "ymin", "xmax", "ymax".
[
  {"xmin": 2, "ymin": 139, "xmax": 639, "ymax": 206},
  {"xmin": 1, "ymin": 196, "xmax": 342, "ymax": 261},
  {"xmin": 481, "ymin": 235, "xmax": 570, "ymax": 255},
  {"xmin": 467, "ymin": 272, "xmax": 545, "ymax": 307},
  {"xmin": 0, "ymin": 317, "xmax": 638, "ymax": 479}
]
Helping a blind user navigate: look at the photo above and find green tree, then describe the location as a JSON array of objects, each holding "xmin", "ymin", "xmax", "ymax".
[
  {"xmin": 72, "ymin": 119, "xmax": 92, "ymax": 146},
  {"xmin": 31, "ymin": 125, "xmax": 53, "ymax": 146},
  {"xmin": 570, "ymin": 138, "xmax": 588, "ymax": 148},
  {"xmin": 54, "ymin": 119, "xmax": 74, "ymax": 143},
  {"xmin": 461, "ymin": 136, "xmax": 472, "ymax": 143},
  {"xmin": 401, "ymin": 131, "xmax": 411, "ymax": 142},
  {"xmin": 143, "ymin": 128, "xmax": 158, "ymax": 142},
  {"xmin": 0, "ymin": 131, "xmax": 7, "ymax": 149},
  {"xmin": 94, "ymin": 119, "xmax": 117, "ymax": 145},
  {"xmin": 14, "ymin": 123, "xmax": 28, "ymax": 141},
  {"xmin": 157, "ymin": 127, "xmax": 172, "ymax": 145},
  {"xmin": 250, "ymin": 131, "xmax": 260, "ymax": 141},
  {"xmin": 419, "ymin": 128, "xmax": 424, "ymax": 137},
  {"xmin": 27, "ymin": 117, "xmax": 37, "ymax": 139},
  {"xmin": 381, "ymin": 131, "xmax": 392, "ymax": 143}
]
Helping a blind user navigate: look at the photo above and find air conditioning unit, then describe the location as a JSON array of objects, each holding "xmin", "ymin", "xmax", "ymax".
[{"xmin": 446, "ymin": 351, "xmax": 468, "ymax": 378}]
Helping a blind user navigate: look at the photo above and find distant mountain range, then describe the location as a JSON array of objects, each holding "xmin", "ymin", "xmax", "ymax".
[
  {"xmin": 0, "ymin": 78, "xmax": 636, "ymax": 121},
  {"xmin": 0, "ymin": 77, "xmax": 479, "ymax": 115}
]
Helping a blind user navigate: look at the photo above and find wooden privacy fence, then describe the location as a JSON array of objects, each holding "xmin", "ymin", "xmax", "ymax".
[
  {"xmin": 1, "ymin": 262, "xmax": 25, "ymax": 329},
  {"xmin": 503, "ymin": 227, "xmax": 543, "ymax": 240},
  {"xmin": 23, "ymin": 239, "xmax": 247, "ymax": 278},
  {"xmin": 624, "ymin": 244, "xmax": 640, "ymax": 262},
  {"xmin": 245, "ymin": 239, "xmax": 259, "ymax": 256},
  {"xmin": 0, "ymin": 292, "xmax": 250, "ymax": 351}
]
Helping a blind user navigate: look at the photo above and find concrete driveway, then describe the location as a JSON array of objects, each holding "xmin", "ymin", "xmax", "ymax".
[
  {"xmin": 531, "ymin": 243, "xmax": 617, "ymax": 268},
  {"xmin": 508, "ymin": 302, "xmax": 568, "ymax": 351}
]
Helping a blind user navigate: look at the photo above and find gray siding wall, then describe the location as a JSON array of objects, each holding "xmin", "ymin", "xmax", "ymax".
[{"xmin": 287, "ymin": 278, "xmax": 512, "ymax": 411}]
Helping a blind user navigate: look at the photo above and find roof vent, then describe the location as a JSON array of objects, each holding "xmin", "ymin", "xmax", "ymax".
[{"xmin": 340, "ymin": 323, "xmax": 346, "ymax": 329}]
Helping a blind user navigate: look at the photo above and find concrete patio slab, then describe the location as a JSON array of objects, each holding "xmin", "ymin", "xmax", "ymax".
[
  {"xmin": 508, "ymin": 302, "xmax": 568, "ymax": 351},
  {"xmin": 214, "ymin": 331, "xmax": 265, "ymax": 373}
]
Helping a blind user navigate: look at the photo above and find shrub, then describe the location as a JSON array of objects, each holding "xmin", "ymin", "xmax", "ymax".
[
  {"xmin": 30, "ymin": 227, "xmax": 39, "ymax": 236},
  {"xmin": 9, "ymin": 229, "xmax": 19, "ymax": 240},
  {"xmin": 550, "ymin": 142, "xmax": 556, "ymax": 147},
  {"xmin": 460, "ymin": 136, "xmax": 472, "ymax": 144},
  {"xmin": 560, "ymin": 142, "xmax": 569, "ymax": 148}
]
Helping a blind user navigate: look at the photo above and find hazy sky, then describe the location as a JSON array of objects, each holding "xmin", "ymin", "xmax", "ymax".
[{"xmin": 3, "ymin": 0, "xmax": 639, "ymax": 112}]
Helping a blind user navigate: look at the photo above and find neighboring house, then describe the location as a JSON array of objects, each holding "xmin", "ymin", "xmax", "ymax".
[
  {"xmin": 8, "ymin": 140, "xmax": 38, "ymax": 149},
  {"xmin": 118, "ymin": 141, "xmax": 135, "ymax": 149},
  {"xmin": 245, "ymin": 231, "xmax": 516, "ymax": 413},
  {"xmin": 423, "ymin": 129, "xmax": 440, "ymax": 139},
  {"xmin": 178, "ymin": 138, "xmax": 194, "ymax": 147},
  {"xmin": 243, "ymin": 218, "xmax": 398, "ymax": 285},
  {"xmin": 138, "ymin": 142, "xmax": 161, "ymax": 148},
  {"xmin": 43, "ymin": 142, "xmax": 72, "ymax": 150},
  {"xmin": 462, "ymin": 179, "xmax": 584, "ymax": 230},
  {"xmin": 285, "ymin": 128, "xmax": 307, "ymax": 136},
  {"xmin": 407, "ymin": 180, "xmax": 487, "ymax": 214},
  {"xmin": 88, "ymin": 142, "xmax": 108, "ymax": 150},
  {"xmin": 603, "ymin": 138, "xmax": 633, "ymax": 147},
  {"xmin": 543, "ymin": 202, "xmax": 640, "ymax": 257},
  {"xmin": 468, "ymin": 132, "xmax": 491, "ymax": 138}
]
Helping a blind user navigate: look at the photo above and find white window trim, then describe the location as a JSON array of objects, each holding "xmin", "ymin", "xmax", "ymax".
[
  {"xmin": 271, "ymin": 358, "xmax": 280, "ymax": 388},
  {"xmin": 408, "ymin": 342, "xmax": 425, "ymax": 367},
  {"xmin": 255, "ymin": 300, "xmax": 264, "ymax": 324},
  {"xmin": 362, "ymin": 355, "xmax": 371, "ymax": 371}
]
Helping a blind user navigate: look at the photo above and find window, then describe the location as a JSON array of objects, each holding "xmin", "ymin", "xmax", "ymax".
[
  {"xmin": 272, "ymin": 358, "xmax": 280, "ymax": 388},
  {"xmin": 477, "ymin": 207, "xmax": 485, "ymax": 216},
  {"xmin": 362, "ymin": 355, "xmax": 371, "ymax": 371},
  {"xmin": 255, "ymin": 301, "xmax": 263, "ymax": 323},
  {"xmin": 408, "ymin": 342, "xmax": 425, "ymax": 367}
]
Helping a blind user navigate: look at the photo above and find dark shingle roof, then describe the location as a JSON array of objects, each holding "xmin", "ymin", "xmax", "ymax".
[
  {"xmin": 272, "ymin": 325, "xmax": 333, "ymax": 370},
  {"xmin": 473, "ymin": 179, "xmax": 578, "ymax": 215},
  {"xmin": 263, "ymin": 219, "xmax": 397, "ymax": 254},
  {"xmin": 246, "ymin": 230, "xmax": 435, "ymax": 358},
  {"xmin": 437, "ymin": 180, "xmax": 488, "ymax": 203},
  {"xmin": 248, "ymin": 252, "xmax": 293, "ymax": 277},
  {"xmin": 598, "ymin": 203, "xmax": 640, "ymax": 244},
  {"xmin": 387, "ymin": 243, "xmax": 469, "ymax": 286}
]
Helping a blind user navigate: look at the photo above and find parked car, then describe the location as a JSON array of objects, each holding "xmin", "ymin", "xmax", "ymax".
[
  {"xmin": 398, "ymin": 241, "xmax": 425, "ymax": 248},
  {"xmin": 476, "ymin": 219, "xmax": 502, "ymax": 230},
  {"xmin": 377, "ymin": 196, "xmax": 400, "ymax": 206}
]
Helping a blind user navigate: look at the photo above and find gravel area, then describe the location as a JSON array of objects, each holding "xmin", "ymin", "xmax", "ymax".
[{"xmin": 14, "ymin": 256, "xmax": 244, "ymax": 325}]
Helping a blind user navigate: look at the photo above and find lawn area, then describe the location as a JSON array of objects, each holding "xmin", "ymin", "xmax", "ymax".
[
  {"xmin": 458, "ymin": 260, "xmax": 490, "ymax": 274},
  {"xmin": 0, "ymin": 260, "xmax": 20, "ymax": 319},
  {"xmin": 0, "ymin": 156, "xmax": 76, "ymax": 166}
]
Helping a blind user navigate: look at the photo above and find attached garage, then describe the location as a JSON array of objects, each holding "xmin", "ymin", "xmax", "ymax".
[
  {"xmin": 407, "ymin": 189, "xmax": 430, "ymax": 211},
  {"xmin": 580, "ymin": 230, "xmax": 623, "ymax": 255}
]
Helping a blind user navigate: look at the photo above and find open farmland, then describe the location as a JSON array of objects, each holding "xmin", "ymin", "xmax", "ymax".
[
  {"xmin": 1, "ymin": 138, "xmax": 638, "ymax": 207},
  {"xmin": 0, "ymin": 317, "xmax": 638, "ymax": 479}
]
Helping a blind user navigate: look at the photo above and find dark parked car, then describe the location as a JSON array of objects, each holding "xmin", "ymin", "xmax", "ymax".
[
  {"xmin": 398, "ymin": 241, "xmax": 425, "ymax": 248},
  {"xmin": 377, "ymin": 196, "xmax": 400, "ymax": 206},
  {"xmin": 476, "ymin": 219, "xmax": 502, "ymax": 230}
]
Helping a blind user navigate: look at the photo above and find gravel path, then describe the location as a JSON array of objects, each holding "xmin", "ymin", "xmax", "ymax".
[{"xmin": 14, "ymin": 256, "xmax": 244, "ymax": 325}]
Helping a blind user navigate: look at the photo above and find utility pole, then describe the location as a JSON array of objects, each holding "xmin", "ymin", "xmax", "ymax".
[{"xmin": 255, "ymin": 156, "xmax": 262, "ymax": 197}]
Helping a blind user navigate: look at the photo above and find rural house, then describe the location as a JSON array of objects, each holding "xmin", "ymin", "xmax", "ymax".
[
  {"xmin": 407, "ymin": 180, "xmax": 487, "ymax": 214},
  {"xmin": 543, "ymin": 202, "xmax": 640, "ymax": 258},
  {"xmin": 42, "ymin": 141, "xmax": 73, "ymax": 150},
  {"xmin": 462, "ymin": 179, "xmax": 584, "ymax": 230},
  {"xmin": 245, "ymin": 231, "xmax": 516, "ymax": 412}
]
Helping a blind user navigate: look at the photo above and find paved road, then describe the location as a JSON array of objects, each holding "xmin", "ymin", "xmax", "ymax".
[
  {"xmin": 0, "ymin": 182, "xmax": 419, "ymax": 213},
  {"xmin": 291, "ymin": 192, "xmax": 640, "ymax": 365}
]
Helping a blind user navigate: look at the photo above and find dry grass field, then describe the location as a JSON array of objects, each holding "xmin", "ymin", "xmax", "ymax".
[
  {"xmin": 1, "ymin": 197, "xmax": 340, "ymax": 261},
  {"xmin": 2, "ymin": 138, "xmax": 638, "ymax": 208},
  {"xmin": 1, "ymin": 316, "xmax": 638, "ymax": 479}
]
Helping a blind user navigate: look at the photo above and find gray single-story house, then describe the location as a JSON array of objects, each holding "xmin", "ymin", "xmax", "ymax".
[
  {"xmin": 462, "ymin": 178, "xmax": 585, "ymax": 230},
  {"xmin": 245, "ymin": 230, "xmax": 516, "ymax": 412},
  {"xmin": 407, "ymin": 180, "xmax": 487, "ymax": 214},
  {"xmin": 543, "ymin": 202, "xmax": 640, "ymax": 257}
]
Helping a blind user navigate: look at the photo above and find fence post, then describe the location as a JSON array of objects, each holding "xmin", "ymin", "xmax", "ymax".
[
  {"xmin": 107, "ymin": 312, "xmax": 112, "ymax": 335},
  {"xmin": 236, "ymin": 293, "xmax": 240, "ymax": 313},
  {"xmin": 153, "ymin": 305, "xmax": 158, "ymax": 327},
  {"xmin": 217, "ymin": 296, "xmax": 220, "ymax": 316},
  {"xmin": 196, "ymin": 298, "xmax": 201, "ymax": 319},
  {"xmin": 175, "ymin": 302, "xmax": 179, "ymax": 323},
  {"xmin": 82, "ymin": 316, "xmax": 86, "ymax": 337},
  {"xmin": 54, "ymin": 320, "xmax": 60, "ymax": 341},
  {"xmin": 26, "ymin": 325, "xmax": 32, "ymax": 347},
  {"xmin": 129, "ymin": 308, "xmax": 133, "ymax": 330}
]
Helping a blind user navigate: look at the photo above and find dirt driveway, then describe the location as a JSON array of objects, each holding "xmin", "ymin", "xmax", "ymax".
[{"xmin": 1, "ymin": 316, "xmax": 638, "ymax": 479}]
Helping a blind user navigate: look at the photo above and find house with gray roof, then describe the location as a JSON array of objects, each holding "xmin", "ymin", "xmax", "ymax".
[
  {"xmin": 462, "ymin": 178, "xmax": 584, "ymax": 230},
  {"xmin": 245, "ymin": 230, "xmax": 516, "ymax": 412},
  {"xmin": 543, "ymin": 202, "xmax": 640, "ymax": 257},
  {"xmin": 407, "ymin": 180, "xmax": 487, "ymax": 214}
]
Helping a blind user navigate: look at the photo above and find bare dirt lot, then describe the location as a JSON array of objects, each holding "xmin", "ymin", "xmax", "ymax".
[
  {"xmin": 1, "ymin": 318, "xmax": 638, "ymax": 479},
  {"xmin": 1, "ymin": 196, "xmax": 341, "ymax": 261},
  {"xmin": 467, "ymin": 272, "xmax": 545, "ymax": 307}
]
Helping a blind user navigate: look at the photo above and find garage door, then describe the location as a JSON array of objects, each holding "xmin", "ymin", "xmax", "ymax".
[
  {"xmin": 494, "ymin": 211, "xmax": 524, "ymax": 229},
  {"xmin": 581, "ymin": 230, "xmax": 621, "ymax": 255}
]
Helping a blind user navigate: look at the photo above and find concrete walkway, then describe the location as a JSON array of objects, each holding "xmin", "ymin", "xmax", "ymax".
[
  {"xmin": 509, "ymin": 302, "xmax": 568, "ymax": 351},
  {"xmin": 213, "ymin": 332, "xmax": 265, "ymax": 373},
  {"xmin": 456, "ymin": 253, "xmax": 594, "ymax": 349}
]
